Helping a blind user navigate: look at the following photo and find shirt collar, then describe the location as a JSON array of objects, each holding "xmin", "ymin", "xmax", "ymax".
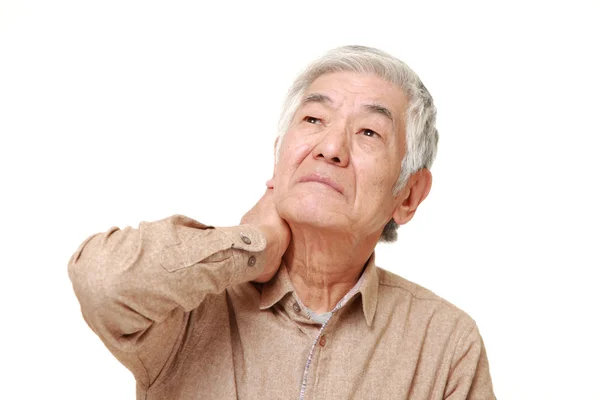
[
  {"xmin": 258, "ymin": 260, "xmax": 295, "ymax": 310},
  {"xmin": 259, "ymin": 253, "xmax": 379, "ymax": 327},
  {"xmin": 359, "ymin": 253, "xmax": 379, "ymax": 327}
]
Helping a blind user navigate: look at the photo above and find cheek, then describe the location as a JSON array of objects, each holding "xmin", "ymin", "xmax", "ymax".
[
  {"xmin": 354, "ymin": 156, "xmax": 397, "ymax": 203},
  {"xmin": 274, "ymin": 134, "xmax": 316, "ymax": 206},
  {"xmin": 276, "ymin": 134, "xmax": 314, "ymax": 176}
]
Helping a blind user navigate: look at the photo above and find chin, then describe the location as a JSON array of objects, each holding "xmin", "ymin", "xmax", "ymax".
[{"xmin": 278, "ymin": 195, "xmax": 350, "ymax": 230}]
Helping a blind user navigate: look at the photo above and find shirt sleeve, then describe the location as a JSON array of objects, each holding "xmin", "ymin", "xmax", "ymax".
[
  {"xmin": 444, "ymin": 323, "xmax": 496, "ymax": 400},
  {"xmin": 67, "ymin": 214, "xmax": 268, "ymax": 388}
]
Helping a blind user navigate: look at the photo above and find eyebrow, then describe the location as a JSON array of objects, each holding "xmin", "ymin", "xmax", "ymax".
[
  {"xmin": 301, "ymin": 93, "xmax": 333, "ymax": 106},
  {"xmin": 362, "ymin": 103, "xmax": 394, "ymax": 123},
  {"xmin": 301, "ymin": 93, "xmax": 395, "ymax": 124}
]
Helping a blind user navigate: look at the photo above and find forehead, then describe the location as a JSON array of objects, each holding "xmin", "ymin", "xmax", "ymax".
[{"xmin": 303, "ymin": 71, "xmax": 408, "ymax": 119}]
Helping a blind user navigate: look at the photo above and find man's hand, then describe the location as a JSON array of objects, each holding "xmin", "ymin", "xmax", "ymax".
[{"xmin": 241, "ymin": 180, "xmax": 291, "ymax": 283}]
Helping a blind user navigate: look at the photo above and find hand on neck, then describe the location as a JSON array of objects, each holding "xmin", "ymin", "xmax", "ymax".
[{"xmin": 283, "ymin": 225, "xmax": 378, "ymax": 314}]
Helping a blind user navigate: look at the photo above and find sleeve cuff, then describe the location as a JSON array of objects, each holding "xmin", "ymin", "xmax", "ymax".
[{"xmin": 216, "ymin": 224, "xmax": 269, "ymax": 284}]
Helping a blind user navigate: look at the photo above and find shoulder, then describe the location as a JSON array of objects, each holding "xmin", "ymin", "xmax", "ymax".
[
  {"xmin": 375, "ymin": 266, "xmax": 476, "ymax": 330},
  {"xmin": 377, "ymin": 267, "xmax": 450, "ymax": 303}
]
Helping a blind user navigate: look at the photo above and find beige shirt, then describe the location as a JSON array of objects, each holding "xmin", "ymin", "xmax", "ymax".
[{"xmin": 68, "ymin": 214, "xmax": 495, "ymax": 399}]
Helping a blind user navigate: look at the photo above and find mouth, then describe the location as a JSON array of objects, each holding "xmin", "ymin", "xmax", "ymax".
[{"xmin": 298, "ymin": 173, "xmax": 344, "ymax": 195}]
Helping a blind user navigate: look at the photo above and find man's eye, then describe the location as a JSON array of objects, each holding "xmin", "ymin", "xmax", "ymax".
[
  {"xmin": 362, "ymin": 129, "xmax": 380, "ymax": 138},
  {"xmin": 304, "ymin": 116, "xmax": 321, "ymax": 124}
]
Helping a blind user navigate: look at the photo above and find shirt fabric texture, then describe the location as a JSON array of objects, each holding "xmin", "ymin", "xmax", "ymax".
[{"xmin": 68, "ymin": 214, "xmax": 495, "ymax": 399}]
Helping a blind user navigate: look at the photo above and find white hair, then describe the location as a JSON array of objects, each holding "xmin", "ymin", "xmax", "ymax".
[{"xmin": 275, "ymin": 45, "xmax": 439, "ymax": 242}]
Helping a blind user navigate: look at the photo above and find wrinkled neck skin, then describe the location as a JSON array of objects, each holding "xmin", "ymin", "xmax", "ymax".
[{"xmin": 283, "ymin": 224, "xmax": 379, "ymax": 314}]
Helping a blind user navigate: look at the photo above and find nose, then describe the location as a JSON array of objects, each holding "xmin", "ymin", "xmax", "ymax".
[{"xmin": 311, "ymin": 124, "xmax": 350, "ymax": 167}]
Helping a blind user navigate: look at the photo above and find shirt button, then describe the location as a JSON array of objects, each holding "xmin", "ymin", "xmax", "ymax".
[
  {"xmin": 293, "ymin": 302, "xmax": 301, "ymax": 313},
  {"xmin": 247, "ymin": 256, "xmax": 256, "ymax": 267},
  {"xmin": 319, "ymin": 335, "xmax": 327, "ymax": 347},
  {"xmin": 241, "ymin": 235, "xmax": 252, "ymax": 245}
]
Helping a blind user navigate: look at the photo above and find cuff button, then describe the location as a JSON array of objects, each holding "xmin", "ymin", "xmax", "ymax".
[
  {"xmin": 248, "ymin": 255, "xmax": 256, "ymax": 267},
  {"xmin": 241, "ymin": 234, "xmax": 252, "ymax": 245}
]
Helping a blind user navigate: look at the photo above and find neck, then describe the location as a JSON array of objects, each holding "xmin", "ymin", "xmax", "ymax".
[{"xmin": 283, "ymin": 225, "xmax": 377, "ymax": 314}]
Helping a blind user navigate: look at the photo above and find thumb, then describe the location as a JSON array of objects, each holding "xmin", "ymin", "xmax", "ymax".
[{"xmin": 266, "ymin": 177, "xmax": 275, "ymax": 189}]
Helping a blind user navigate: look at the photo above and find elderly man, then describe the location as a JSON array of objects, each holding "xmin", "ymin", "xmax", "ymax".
[{"xmin": 69, "ymin": 45, "xmax": 495, "ymax": 399}]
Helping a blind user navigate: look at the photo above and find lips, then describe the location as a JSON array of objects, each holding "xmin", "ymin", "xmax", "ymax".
[{"xmin": 298, "ymin": 173, "xmax": 344, "ymax": 194}]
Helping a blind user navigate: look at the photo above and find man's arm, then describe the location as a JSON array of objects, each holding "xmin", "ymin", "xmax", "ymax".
[
  {"xmin": 68, "ymin": 187, "xmax": 289, "ymax": 388},
  {"xmin": 444, "ymin": 323, "xmax": 495, "ymax": 399}
]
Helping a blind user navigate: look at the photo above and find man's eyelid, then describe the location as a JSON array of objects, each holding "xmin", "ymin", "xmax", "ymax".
[
  {"xmin": 300, "ymin": 102, "xmax": 328, "ymax": 116},
  {"xmin": 355, "ymin": 115, "xmax": 390, "ymax": 138}
]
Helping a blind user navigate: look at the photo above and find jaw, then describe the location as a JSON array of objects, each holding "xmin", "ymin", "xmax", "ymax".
[{"xmin": 278, "ymin": 196, "xmax": 392, "ymax": 244}]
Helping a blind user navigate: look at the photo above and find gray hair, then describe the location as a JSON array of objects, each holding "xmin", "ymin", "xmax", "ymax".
[{"xmin": 275, "ymin": 45, "xmax": 439, "ymax": 242}]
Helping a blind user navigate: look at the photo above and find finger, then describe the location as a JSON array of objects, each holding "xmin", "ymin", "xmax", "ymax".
[{"xmin": 266, "ymin": 178, "xmax": 275, "ymax": 189}]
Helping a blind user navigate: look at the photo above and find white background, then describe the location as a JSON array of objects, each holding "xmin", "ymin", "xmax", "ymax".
[{"xmin": 1, "ymin": 1, "xmax": 599, "ymax": 399}]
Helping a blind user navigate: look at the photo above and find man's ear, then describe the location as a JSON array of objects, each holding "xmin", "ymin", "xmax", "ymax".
[{"xmin": 391, "ymin": 169, "xmax": 433, "ymax": 226}]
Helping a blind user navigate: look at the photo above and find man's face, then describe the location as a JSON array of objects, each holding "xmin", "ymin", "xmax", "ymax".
[{"xmin": 273, "ymin": 71, "xmax": 408, "ymax": 239}]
